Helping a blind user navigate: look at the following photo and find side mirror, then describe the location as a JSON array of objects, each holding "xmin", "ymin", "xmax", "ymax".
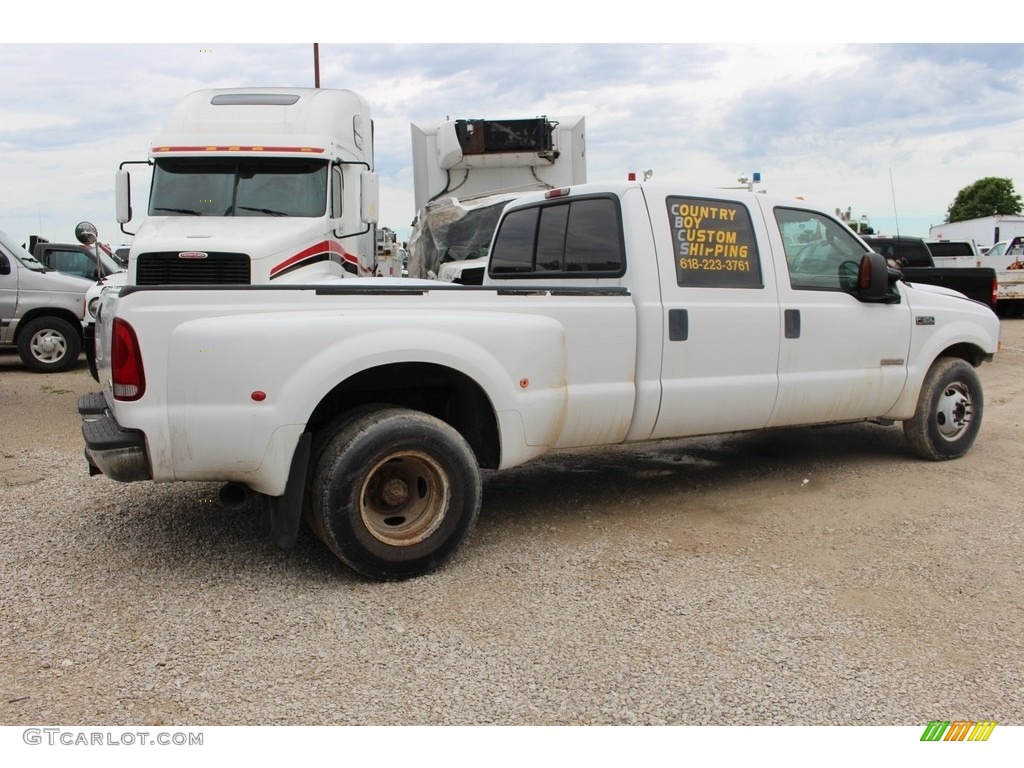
[
  {"xmin": 360, "ymin": 171, "xmax": 379, "ymax": 225},
  {"xmin": 858, "ymin": 251, "xmax": 898, "ymax": 302},
  {"xmin": 75, "ymin": 221, "xmax": 98, "ymax": 246},
  {"xmin": 116, "ymin": 170, "xmax": 132, "ymax": 224}
]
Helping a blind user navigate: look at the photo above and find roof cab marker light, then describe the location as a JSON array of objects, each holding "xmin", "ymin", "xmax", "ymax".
[
  {"xmin": 111, "ymin": 318, "xmax": 146, "ymax": 401},
  {"xmin": 151, "ymin": 146, "xmax": 325, "ymax": 154}
]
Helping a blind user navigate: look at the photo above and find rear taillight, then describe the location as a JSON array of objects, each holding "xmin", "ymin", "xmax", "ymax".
[{"xmin": 111, "ymin": 318, "xmax": 145, "ymax": 401}]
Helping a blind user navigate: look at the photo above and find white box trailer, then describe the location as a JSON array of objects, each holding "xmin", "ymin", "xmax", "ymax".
[{"xmin": 929, "ymin": 215, "xmax": 1024, "ymax": 250}]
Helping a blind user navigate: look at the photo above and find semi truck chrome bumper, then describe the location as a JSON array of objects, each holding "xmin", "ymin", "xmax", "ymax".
[{"xmin": 79, "ymin": 394, "xmax": 152, "ymax": 482}]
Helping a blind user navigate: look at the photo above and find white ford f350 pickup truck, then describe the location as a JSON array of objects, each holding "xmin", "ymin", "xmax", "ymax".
[{"xmin": 81, "ymin": 182, "xmax": 1000, "ymax": 580}]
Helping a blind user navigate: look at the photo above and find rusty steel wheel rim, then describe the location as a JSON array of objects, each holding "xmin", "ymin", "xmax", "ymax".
[{"xmin": 359, "ymin": 450, "xmax": 450, "ymax": 546}]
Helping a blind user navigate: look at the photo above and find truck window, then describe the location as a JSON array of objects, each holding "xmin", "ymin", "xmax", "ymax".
[
  {"xmin": 896, "ymin": 240, "xmax": 932, "ymax": 267},
  {"xmin": 667, "ymin": 197, "xmax": 762, "ymax": 288},
  {"xmin": 150, "ymin": 157, "xmax": 328, "ymax": 217},
  {"xmin": 775, "ymin": 208, "xmax": 864, "ymax": 291},
  {"xmin": 47, "ymin": 249, "xmax": 92, "ymax": 278},
  {"xmin": 490, "ymin": 196, "xmax": 625, "ymax": 277},
  {"xmin": 331, "ymin": 166, "xmax": 344, "ymax": 218},
  {"xmin": 927, "ymin": 241, "xmax": 973, "ymax": 258}
]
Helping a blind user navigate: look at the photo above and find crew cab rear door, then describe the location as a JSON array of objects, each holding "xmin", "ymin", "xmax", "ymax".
[
  {"xmin": 649, "ymin": 193, "xmax": 782, "ymax": 439},
  {"xmin": 765, "ymin": 204, "xmax": 911, "ymax": 426}
]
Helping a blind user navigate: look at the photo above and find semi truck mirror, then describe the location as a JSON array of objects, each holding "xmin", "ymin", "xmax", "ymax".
[
  {"xmin": 360, "ymin": 171, "xmax": 380, "ymax": 224},
  {"xmin": 116, "ymin": 170, "xmax": 132, "ymax": 224}
]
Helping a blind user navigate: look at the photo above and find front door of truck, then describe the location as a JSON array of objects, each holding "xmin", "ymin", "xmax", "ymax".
[
  {"xmin": 765, "ymin": 205, "xmax": 911, "ymax": 427},
  {"xmin": 650, "ymin": 194, "xmax": 782, "ymax": 439}
]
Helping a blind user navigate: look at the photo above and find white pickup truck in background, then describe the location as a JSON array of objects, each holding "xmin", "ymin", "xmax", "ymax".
[
  {"xmin": 981, "ymin": 237, "xmax": 1024, "ymax": 316},
  {"xmin": 81, "ymin": 182, "xmax": 1000, "ymax": 579}
]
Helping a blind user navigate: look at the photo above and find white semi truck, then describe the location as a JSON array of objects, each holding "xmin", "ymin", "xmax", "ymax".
[
  {"xmin": 84, "ymin": 87, "xmax": 382, "ymax": 377},
  {"xmin": 115, "ymin": 87, "xmax": 380, "ymax": 285}
]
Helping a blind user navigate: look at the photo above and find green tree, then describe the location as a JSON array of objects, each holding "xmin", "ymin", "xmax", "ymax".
[{"xmin": 946, "ymin": 177, "xmax": 1022, "ymax": 222}]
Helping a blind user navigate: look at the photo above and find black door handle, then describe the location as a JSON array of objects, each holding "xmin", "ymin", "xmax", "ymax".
[
  {"xmin": 785, "ymin": 309, "xmax": 801, "ymax": 339},
  {"xmin": 668, "ymin": 309, "xmax": 688, "ymax": 341}
]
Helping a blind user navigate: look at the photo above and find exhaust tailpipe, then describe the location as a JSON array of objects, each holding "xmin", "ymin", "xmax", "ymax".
[{"xmin": 219, "ymin": 482, "xmax": 253, "ymax": 509}]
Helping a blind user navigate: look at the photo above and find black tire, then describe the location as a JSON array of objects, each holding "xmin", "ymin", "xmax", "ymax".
[
  {"xmin": 17, "ymin": 316, "xmax": 82, "ymax": 373},
  {"xmin": 903, "ymin": 357, "xmax": 983, "ymax": 460},
  {"xmin": 309, "ymin": 407, "xmax": 482, "ymax": 580}
]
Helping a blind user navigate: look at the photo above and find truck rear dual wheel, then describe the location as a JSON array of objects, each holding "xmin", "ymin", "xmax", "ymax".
[
  {"xmin": 17, "ymin": 316, "xmax": 82, "ymax": 373},
  {"xmin": 308, "ymin": 407, "xmax": 482, "ymax": 580},
  {"xmin": 903, "ymin": 357, "xmax": 983, "ymax": 460}
]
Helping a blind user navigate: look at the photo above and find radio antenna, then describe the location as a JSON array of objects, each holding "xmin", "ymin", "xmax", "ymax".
[{"xmin": 889, "ymin": 168, "xmax": 901, "ymax": 237}]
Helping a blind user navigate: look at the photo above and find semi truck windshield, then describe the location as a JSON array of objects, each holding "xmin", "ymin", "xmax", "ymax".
[{"xmin": 150, "ymin": 157, "xmax": 329, "ymax": 217}]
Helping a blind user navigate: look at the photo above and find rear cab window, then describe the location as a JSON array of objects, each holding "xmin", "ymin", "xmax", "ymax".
[
  {"xmin": 489, "ymin": 195, "xmax": 626, "ymax": 277},
  {"xmin": 863, "ymin": 236, "xmax": 932, "ymax": 267}
]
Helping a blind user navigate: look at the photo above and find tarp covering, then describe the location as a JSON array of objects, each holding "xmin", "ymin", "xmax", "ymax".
[{"xmin": 407, "ymin": 193, "xmax": 521, "ymax": 279}]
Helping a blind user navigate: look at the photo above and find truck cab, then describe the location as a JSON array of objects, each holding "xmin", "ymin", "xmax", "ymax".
[
  {"xmin": 116, "ymin": 88, "xmax": 380, "ymax": 286},
  {"xmin": 28, "ymin": 237, "xmax": 124, "ymax": 282}
]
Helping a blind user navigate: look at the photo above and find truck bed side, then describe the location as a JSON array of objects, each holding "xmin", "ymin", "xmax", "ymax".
[{"xmin": 98, "ymin": 284, "xmax": 639, "ymax": 494}]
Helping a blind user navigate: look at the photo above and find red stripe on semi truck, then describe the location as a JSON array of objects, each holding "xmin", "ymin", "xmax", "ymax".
[{"xmin": 270, "ymin": 241, "xmax": 365, "ymax": 279}]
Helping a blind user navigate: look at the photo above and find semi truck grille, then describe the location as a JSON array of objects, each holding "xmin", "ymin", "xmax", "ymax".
[{"xmin": 135, "ymin": 252, "xmax": 251, "ymax": 285}]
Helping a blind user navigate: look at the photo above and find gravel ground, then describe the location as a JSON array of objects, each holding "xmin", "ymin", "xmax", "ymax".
[{"xmin": 0, "ymin": 322, "xmax": 1022, "ymax": 726}]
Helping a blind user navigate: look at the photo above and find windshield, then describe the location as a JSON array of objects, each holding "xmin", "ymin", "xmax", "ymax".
[
  {"xmin": 0, "ymin": 228, "xmax": 46, "ymax": 272},
  {"xmin": 149, "ymin": 157, "xmax": 329, "ymax": 217},
  {"xmin": 39, "ymin": 245, "xmax": 123, "ymax": 279},
  {"xmin": 99, "ymin": 250, "xmax": 123, "ymax": 275}
]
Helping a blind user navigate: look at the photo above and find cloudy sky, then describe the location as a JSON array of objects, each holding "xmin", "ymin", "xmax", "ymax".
[{"xmin": 2, "ymin": 7, "xmax": 1021, "ymax": 249}]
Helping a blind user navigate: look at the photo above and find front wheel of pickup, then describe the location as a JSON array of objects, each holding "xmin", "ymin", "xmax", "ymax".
[
  {"xmin": 18, "ymin": 316, "xmax": 82, "ymax": 373},
  {"xmin": 903, "ymin": 357, "xmax": 983, "ymax": 460},
  {"xmin": 308, "ymin": 407, "xmax": 482, "ymax": 580}
]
